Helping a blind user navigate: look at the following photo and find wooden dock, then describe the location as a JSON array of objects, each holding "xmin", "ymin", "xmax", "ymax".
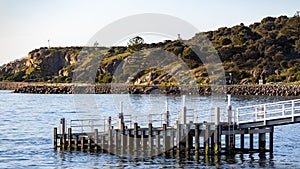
[{"xmin": 52, "ymin": 95, "xmax": 300, "ymax": 158}]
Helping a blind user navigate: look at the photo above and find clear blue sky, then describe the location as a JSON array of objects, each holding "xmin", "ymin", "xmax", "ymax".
[{"xmin": 0, "ymin": 0, "xmax": 299, "ymax": 64}]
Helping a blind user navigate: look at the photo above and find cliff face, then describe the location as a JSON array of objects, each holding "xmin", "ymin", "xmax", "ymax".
[{"xmin": 1, "ymin": 15, "xmax": 300, "ymax": 84}]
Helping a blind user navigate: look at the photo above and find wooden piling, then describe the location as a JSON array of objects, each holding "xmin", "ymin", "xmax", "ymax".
[
  {"xmin": 259, "ymin": 129, "xmax": 266, "ymax": 152},
  {"xmin": 169, "ymin": 128, "xmax": 174, "ymax": 156},
  {"xmin": 162, "ymin": 124, "xmax": 167, "ymax": 156},
  {"xmin": 80, "ymin": 136, "xmax": 85, "ymax": 151},
  {"xmin": 59, "ymin": 118, "xmax": 66, "ymax": 150},
  {"xmin": 134, "ymin": 123, "xmax": 139, "ymax": 156},
  {"xmin": 94, "ymin": 129, "xmax": 98, "ymax": 152},
  {"xmin": 214, "ymin": 107, "xmax": 221, "ymax": 155},
  {"xmin": 120, "ymin": 123, "xmax": 125, "ymax": 155},
  {"xmin": 250, "ymin": 133, "xmax": 253, "ymax": 151},
  {"xmin": 54, "ymin": 128, "xmax": 57, "ymax": 149},
  {"xmin": 101, "ymin": 135, "xmax": 105, "ymax": 153},
  {"xmin": 176, "ymin": 122, "xmax": 181, "ymax": 155},
  {"xmin": 127, "ymin": 129, "xmax": 131, "ymax": 155},
  {"xmin": 141, "ymin": 130, "xmax": 146, "ymax": 156},
  {"xmin": 88, "ymin": 136, "xmax": 91, "ymax": 151},
  {"xmin": 155, "ymin": 130, "xmax": 160, "ymax": 155},
  {"xmin": 148, "ymin": 123, "xmax": 153, "ymax": 156},
  {"xmin": 270, "ymin": 127, "xmax": 274, "ymax": 154},
  {"xmin": 204, "ymin": 124, "xmax": 210, "ymax": 155},
  {"xmin": 185, "ymin": 124, "xmax": 190, "ymax": 156},
  {"xmin": 194, "ymin": 124, "xmax": 200, "ymax": 155},
  {"xmin": 240, "ymin": 134, "xmax": 244, "ymax": 150},
  {"xmin": 114, "ymin": 129, "xmax": 118, "ymax": 155},
  {"xmin": 59, "ymin": 118, "xmax": 65, "ymax": 135},
  {"xmin": 74, "ymin": 135, "xmax": 78, "ymax": 151},
  {"xmin": 108, "ymin": 127, "xmax": 112, "ymax": 154},
  {"xmin": 61, "ymin": 133, "xmax": 66, "ymax": 150},
  {"xmin": 210, "ymin": 132, "xmax": 214, "ymax": 153},
  {"xmin": 68, "ymin": 128, "xmax": 72, "ymax": 150}
]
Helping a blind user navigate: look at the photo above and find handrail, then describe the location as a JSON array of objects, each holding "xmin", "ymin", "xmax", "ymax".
[{"xmin": 236, "ymin": 99, "xmax": 300, "ymax": 125}]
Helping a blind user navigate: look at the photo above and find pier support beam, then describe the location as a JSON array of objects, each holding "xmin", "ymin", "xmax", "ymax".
[
  {"xmin": 80, "ymin": 136, "xmax": 85, "ymax": 151},
  {"xmin": 204, "ymin": 124, "xmax": 210, "ymax": 155},
  {"xmin": 134, "ymin": 123, "xmax": 139, "ymax": 156},
  {"xmin": 127, "ymin": 129, "xmax": 131, "ymax": 155},
  {"xmin": 68, "ymin": 128, "xmax": 72, "ymax": 150},
  {"xmin": 155, "ymin": 131, "xmax": 160, "ymax": 155},
  {"xmin": 240, "ymin": 133, "xmax": 244, "ymax": 150},
  {"xmin": 114, "ymin": 129, "xmax": 118, "ymax": 155},
  {"xmin": 270, "ymin": 127, "xmax": 274, "ymax": 154},
  {"xmin": 194, "ymin": 124, "xmax": 200, "ymax": 155},
  {"xmin": 148, "ymin": 123, "xmax": 153, "ymax": 156},
  {"xmin": 120, "ymin": 123, "xmax": 125, "ymax": 155},
  {"xmin": 214, "ymin": 107, "xmax": 221, "ymax": 155},
  {"xmin": 259, "ymin": 129, "xmax": 266, "ymax": 152},
  {"xmin": 176, "ymin": 122, "xmax": 181, "ymax": 156},
  {"xmin": 169, "ymin": 128, "xmax": 174, "ymax": 156},
  {"xmin": 163, "ymin": 124, "xmax": 167, "ymax": 156},
  {"xmin": 74, "ymin": 135, "xmax": 78, "ymax": 151},
  {"xmin": 250, "ymin": 133, "xmax": 254, "ymax": 151},
  {"xmin": 185, "ymin": 124, "xmax": 191, "ymax": 156},
  {"xmin": 54, "ymin": 128, "xmax": 57, "ymax": 149},
  {"xmin": 94, "ymin": 129, "xmax": 98, "ymax": 152}
]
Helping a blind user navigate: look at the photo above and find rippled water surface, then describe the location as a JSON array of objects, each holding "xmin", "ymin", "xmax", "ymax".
[{"xmin": 0, "ymin": 90, "xmax": 299, "ymax": 168}]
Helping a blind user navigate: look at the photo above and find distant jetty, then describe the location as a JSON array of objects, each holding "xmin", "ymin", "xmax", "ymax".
[{"xmin": 1, "ymin": 82, "xmax": 300, "ymax": 96}]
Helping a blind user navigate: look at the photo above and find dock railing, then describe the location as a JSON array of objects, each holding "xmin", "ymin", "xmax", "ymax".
[{"xmin": 236, "ymin": 99, "xmax": 300, "ymax": 125}]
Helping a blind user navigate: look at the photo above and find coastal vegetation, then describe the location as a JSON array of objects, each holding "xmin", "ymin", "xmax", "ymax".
[{"xmin": 1, "ymin": 15, "xmax": 300, "ymax": 85}]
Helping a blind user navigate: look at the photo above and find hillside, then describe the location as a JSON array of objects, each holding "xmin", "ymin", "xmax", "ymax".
[{"xmin": 1, "ymin": 15, "xmax": 300, "ymax": 85}]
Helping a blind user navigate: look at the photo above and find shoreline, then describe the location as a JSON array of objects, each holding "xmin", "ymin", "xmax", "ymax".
[{"xmin": 2, "ymin": 82, "xmax": 300, "ymax": 96}]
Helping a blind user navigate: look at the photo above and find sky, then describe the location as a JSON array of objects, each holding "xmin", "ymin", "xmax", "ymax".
[{"xmin": 0, "ymin": 0, "xmax": 299, "ymax": 65}]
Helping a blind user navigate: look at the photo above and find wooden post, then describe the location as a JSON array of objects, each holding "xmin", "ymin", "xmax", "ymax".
[
  {"xmin": 204, "ymin": 124, "xmax": 210, "ymax": 155},
  {"xmin": 59, "ymin": 118, "xmax": 65, "ymax": 135},
  {"xmin": 148, "ymin": 123, "xmax": 153, "ymax": 156},
  {"xmin": 54, "ymin": 128, "xmax": 57, "ymax": 149},
  {"xmin": 68, "ymin": 128, "xmax": 72, "ymax": 150},
  {"xmin": 176, "ymin": 122, "xmax": 181, "ymax": 155},
  {"xmin": 74, "ymin": 135, "xmax": 78, "ymax": 151},
  {"xmin": 81, "ymin": 136, "xmax": 85, "ymax": 151},
  {"xmin": 163, "ymin": 124, "xmax": 167, "ymax": 156},
  {"xmin": 250, "ymin": 133, "xmax": 253, "ymax": 151},
  {"xmin": 94, "ymin": 129, "xmax": 98, "ymax": 152},
  {"xmin": 120, "ymin": 123, "xmax": 125, "ymax": 155},
  {"xmin": 229, "ymin": 131, "xmax": 235, "ymax": 153},
  {"xmin": 88, "ymin": 136, "xmax": 91, "ymax": 151},
  {"xmin": 169, "ymin": 128, "xmax": 174, "ymax": 156},
  {"xmin": 62, "ymin": 133, "xmax": 66, "ymax": 150},
  {"xmin": 141, "ymin": 130, "xmax": 146, "ymax": 157},
  {"xmin": 134, "ymin": 123, "xmax": 139, "ymax": 156},
  {"xmin": 180, "ymin": 96, "xmax": 186, "ymax": 124},
  {"xmin": 259, "ymin": 129, "xmax": 266, "ymax": 152},
  {"xmin": 101, "ymin": 135, "xmax": 105, "ymax": 153},
  {"xmin": 214, "ymin": 107, "xmax": 221, "ymax": 155},
  {"xmin": 241, "ymin": 133, "xmax": 244, "ymax": 150},
  {"xmin": 194, "ymin": 124, "xmax": 200, "ymax": 155},
  {"xmin": 165, "ymin": 100, "xmax": 170, "ymax": 127},
  {"xmin": 59, "ymin": 118, "xmax": 66, "ymax": 150},
  {"xmin": 117, "ymin": 102, "xmax": 124, "ymax": 129},
  {"xmin": 127, "ymin": 129, "xmax": 131, "ymax": 155},
  {"xmin": 210, "ymin": 131, "xmax": 214, "ymax": 153},
  {"xmin": 185, "ymin": 124, "xmax": 190, "ymax": 156},
  {"xmin": 114, "ymin": 129, "xmax": 118, "ymax": 155},
  {"xmin": 155, "ymin": 130, "xmax": 160, "ymax": 155},
  {"xmin": 270, "ymin": 127, "xmax": 274, "ymax": 154},
  {"xmin": 108, "ymin": 127, "xmax": 112, "ymax": 154}
]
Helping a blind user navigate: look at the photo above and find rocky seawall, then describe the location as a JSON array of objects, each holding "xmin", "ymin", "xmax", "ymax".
[{"xmin": 7, "ymin": 82, "xmax": 300, "ymax": 96}]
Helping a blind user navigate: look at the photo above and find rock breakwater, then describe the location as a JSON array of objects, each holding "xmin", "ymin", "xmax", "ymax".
[{"xmin": 10, "ymin": 83, "xmax": 300, "ymax": 96}]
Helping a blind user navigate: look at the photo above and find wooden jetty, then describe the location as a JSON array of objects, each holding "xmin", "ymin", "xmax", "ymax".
[{"xmin": 53, "ymin": 95, "xmax": 300, "ymax": 158}]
